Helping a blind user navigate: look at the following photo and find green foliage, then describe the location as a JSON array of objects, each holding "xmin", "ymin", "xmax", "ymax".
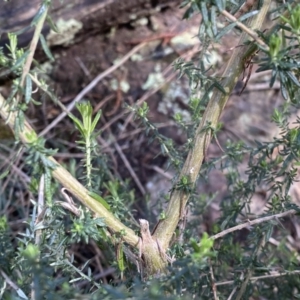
[
  {"xmin": 190, "ymin": 233, "xmax": 214, "ymax": 265},
  {"xmin": 1, "ymin": 0, "xmax": 300, "ymax": 299},
  {"xmin": 69, "ymin": 101, "xmax": 102, "ymax": 189},
  {"xmin": 176, "ymin": 175, "xmax": 193, "ymax": 193},
  {"xmin": 70, "ymin": 210, "xmax": 105, "ymax": 244},
  {"xmin": 103, "ymin": 180, "xmax": 136, "ymax": 225},
  {"xmin": 128, "ymin": 102, "xmax": 184, "ymax": 170},
  {"xmin": 280, "ymin": 3, "xmax": 300, "ymax": 36}
]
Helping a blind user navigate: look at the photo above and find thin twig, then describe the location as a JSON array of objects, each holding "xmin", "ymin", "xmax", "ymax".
[
  {"xmin": 99, "ymin": 45, "xmax": 200, "ymax": 133},
  {"xmin": 220, "ymin": 9, "xmax": 269, "ymax": 51},
  {"xmin": 122, "ymin": 45, "xmax": 200, "ymax": 132},
  {"xmin": 18, "ymin": 4, "xmax": 49, "ymax": 103},
  {"xmin": 115, "ymin": 122, "xmax": 175, "ymax": 146},
  {"xmin": 76, "ymin": 268, "xmax": 115, "ymax": 288},
  {"xmin": 59, "ymin": 188, "xmax": 81, "ymax": 217},
  {"xmin": 233, "ymin": 0, "xmax": 257, "ymax": 19},
  {"xmin": 0, "ymin": 268, "xmax": 26, "ymax": 298},
  {"xmin": 0, "ymin": 152, "xmax": 30, "ymax": 184},
  {"xmin": 113, "ymin": 140, "xmax": 146, "ymax": 195},
  {"xmin": 268, "ymin": 237, "xmax": 300, "ymax": 263},
  {"xmin": 39, "ymin": 42, "xmax": 147, "ymax": 137},
  {"xmin": 90, "ymin": 240, "xmax": 109, "ymax": 284},
  {"xmin": 209, "ymin": 259, "xmax": 219, "ymax": 300},
  {"xmin": 75, "ymin": 56, "xmax": 92, "ymax": 79},
  {"xmin": 53, "ymin": 152, "xmax": 85, "ymax": 158},
  {"xmin": 99, "ymin": 69, "xmax": 176, "ymax": 133},
  {"xmin": 35, "ymin": 175, "xmax": 44, "ymax": 246},
  {"xmin": 208, "ymin": 270, "xmax": 300, "ymax": 287},
  {"xmin": 235, "ymin": 235, "xmax": 265, "ymax": 300},
  {"xmin": 93, "ymin": 94, "xmax": 115, "ymax": 113},
  {"xmin": 0, "ymin": 147, "xmax": 28, "ymax": 193},
  {"xmin": 227, "ymin": 286, "xmax": 237, "ymax": 300},
  {"xmin": 28, "ymin": 74, "xmax": 71, "ymax": 116},
  {"xmin": 210, "ymin": 209, "xmax": 297, "ymax": 241},
  {"xmin": 144, "ymin": 164, "xmax": 174, "ymax": 180}
]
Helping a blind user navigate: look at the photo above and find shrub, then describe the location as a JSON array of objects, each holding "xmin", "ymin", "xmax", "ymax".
[{"xmin": 0, "ymin": 0, "xmax": 300, "ymax": 299}]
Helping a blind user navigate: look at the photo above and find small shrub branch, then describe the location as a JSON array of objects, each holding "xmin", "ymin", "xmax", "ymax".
[
  {"xmin": 18, "ymin": 3, "xmax": 49, "ymax": 103},
  {"xmin": 210, "ymin": 208, "xmax": 297, "ymax": 241},
  {"xmin": 0, "ymin": 93, "xmax": 140, "ymax": 248},
  {"xmin": 153, "ymin": 0, "xmax": 272, "ymax": 251},
  {"xmin": 220, "ymin": 8, "xmax": 269, "ymax": 50}
]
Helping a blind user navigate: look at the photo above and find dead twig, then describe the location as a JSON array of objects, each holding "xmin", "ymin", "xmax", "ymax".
[
  {"xmin": 268, "ymin": 237, "xmax": 300, "ymax": 263},
  {"xmin": 90, "ymin": 240, "xmax": 108, "ymax": 284},
  {"xmin": 0, "ymin": 152, "xmax": 30, "ymax": 184},
  {"xmin": 144, "ymin": 164, "xmax": 174, "ymax": 180},
  {"xmin": 221, "ymin": 8, "xmax": 269, "ymax": 51},
  {"xmin": 35, "ymin": 175, "xmax": 45, "ymax": 246},
  {"xmin": 113, "ymin": 140, "xmax": 146, "ymax": 196},
  {"xmin": 227, "ymin": 286, "xmax": 237, "ymax": 300},
  {"xmin": 0, "ymin": 147, "xmax": 27, "ymax": 194},
  {"xmin": 59, "ymin": 188, "xmax": 81, "ymax": 217},
  {"xmin": 202, "ymin": 270, "xmax": 300, "ymax": 289},
  {"xmin": 209, "ymin": 258, "xmax": 219, "ymax": 300},
  {"xmin": 39, "ymin": 42, "xmax": 147, "ymax": 137},
  {"xmin": 0, "ymin": 268, "xmax": 26, "ymax": 299},
  {"xmin": 93, "ymin": 94, "xmax": 115, "ymax": 114},
  {"xmin": 99, "ymin": 44, "xmax": 200, "ymax": 135},
  {"xmin": 17, "ymin": 4, "xmax": 48, "ymax": 104},
  {"xmin": 211, "ymin": 209, "xmax": 297, "ymax": 241},
  {"xmin": 75, "ymin": 56, "xmax": 92, "ymax": 79}
]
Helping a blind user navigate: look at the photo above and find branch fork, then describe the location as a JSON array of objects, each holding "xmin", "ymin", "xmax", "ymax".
[{"xmin": 139, "ymin": 219, "xmax": 169, "ymax": 276}]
